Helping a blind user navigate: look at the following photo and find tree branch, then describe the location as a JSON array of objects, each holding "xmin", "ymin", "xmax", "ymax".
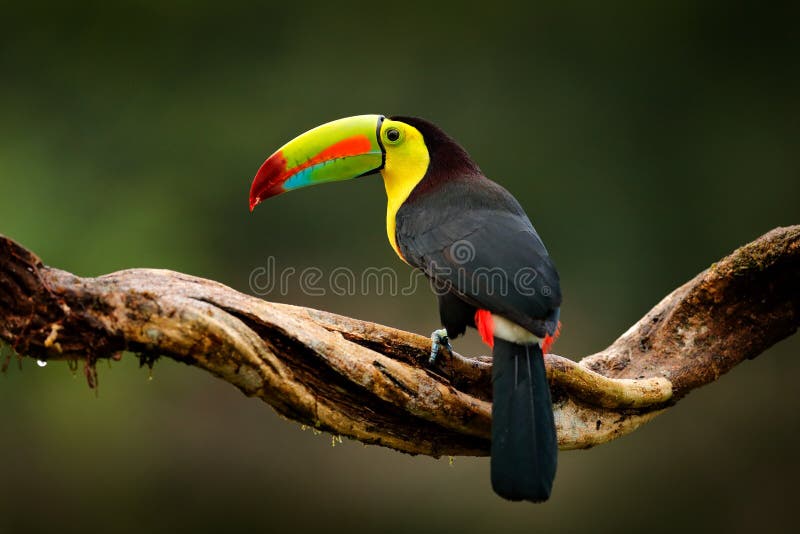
[{"xmin": 1, "ymin": 227, "xmax": 798, "ymax": 456}]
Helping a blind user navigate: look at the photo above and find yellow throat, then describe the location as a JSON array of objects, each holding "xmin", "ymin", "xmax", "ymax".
[{"xmin": 377, "ymin": 119, "xmax": 430, "ymax": 261}]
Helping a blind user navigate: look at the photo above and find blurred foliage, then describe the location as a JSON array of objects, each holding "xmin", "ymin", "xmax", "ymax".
[{"xmin": 0, "ymin": 1, "xmax": 798, "ymax": 533}]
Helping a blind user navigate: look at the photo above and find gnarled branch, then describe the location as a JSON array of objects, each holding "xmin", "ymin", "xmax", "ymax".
[{"xmin": 1, "ymin": 227, "xmax": 798, "ymax": 456}]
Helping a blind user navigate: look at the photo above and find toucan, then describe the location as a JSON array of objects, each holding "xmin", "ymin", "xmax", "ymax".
[{"xmin": 249, "ymin": 115, "xmax": 562, "ymax": 502}]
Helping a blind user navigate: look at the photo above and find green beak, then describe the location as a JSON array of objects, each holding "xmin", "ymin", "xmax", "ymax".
[{"xmin": 249, "ymin": 114, "xmax": 385, "ymax": 211}]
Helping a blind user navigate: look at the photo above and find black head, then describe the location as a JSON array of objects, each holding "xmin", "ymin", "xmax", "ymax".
[{"xmin": 390, "ymin": 116, "xmax": 481, "ymax": 179}]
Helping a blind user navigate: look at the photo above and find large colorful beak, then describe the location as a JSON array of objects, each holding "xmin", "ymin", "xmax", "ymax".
[{"xmin": 249, "ymin": 114, "xmax": 385, "ymax": 211}]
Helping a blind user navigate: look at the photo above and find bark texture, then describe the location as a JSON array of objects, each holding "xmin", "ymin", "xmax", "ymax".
[{"xmin": 1, "ymin": 226, "xmax": 798, "ymax": 456}]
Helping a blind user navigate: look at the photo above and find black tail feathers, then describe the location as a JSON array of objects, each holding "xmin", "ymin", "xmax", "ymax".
[{"xmin": 490, "ymin": 339, "xmax": 557, "ymax": 502}]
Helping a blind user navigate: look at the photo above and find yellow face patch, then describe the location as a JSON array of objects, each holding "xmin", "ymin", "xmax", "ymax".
[{"xmin": 379, "ymin": 119, "xmax": 430, "ymax": 260}]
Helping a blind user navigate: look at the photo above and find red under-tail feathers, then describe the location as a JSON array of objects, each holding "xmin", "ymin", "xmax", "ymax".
[
  {"xmin": 475, "ymin": 309, "xmax": 495, "ymax": 348},
  {"xmin": 541, "ymin": 321, "xmax": 562, "ymax": 355},
  {"xmin": 474, "ymin": 309, "xmax": 561, "ymax": 354}
]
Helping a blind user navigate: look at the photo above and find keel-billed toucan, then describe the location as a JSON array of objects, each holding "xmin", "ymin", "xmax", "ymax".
[{"xmin": 249, "ymin": 115, "xmax": 562, "ymax": 502}]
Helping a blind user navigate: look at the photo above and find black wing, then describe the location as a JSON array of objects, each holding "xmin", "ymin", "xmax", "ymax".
[{"xmin": 396, "ymin": 175, "xmax": 561, "ymax": 337}]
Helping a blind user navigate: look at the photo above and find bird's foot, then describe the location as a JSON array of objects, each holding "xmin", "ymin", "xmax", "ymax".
[{"xmin": 429, "ymin": 328, "xmax": 453, "ymax": 365}]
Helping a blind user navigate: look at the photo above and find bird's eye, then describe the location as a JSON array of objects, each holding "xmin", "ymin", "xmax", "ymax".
[{"xmin": 386, "ymin": 128, "xmax": 401, "ymax": 143}]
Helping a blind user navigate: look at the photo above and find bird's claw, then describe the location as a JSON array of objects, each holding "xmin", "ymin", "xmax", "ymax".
[{"xmin": 429, "ymin": 328, "xmax": 453, "ymax": 365}]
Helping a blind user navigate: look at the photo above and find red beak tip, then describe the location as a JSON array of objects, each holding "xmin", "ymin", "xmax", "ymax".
[{"xmin": 249, "ymin": 197, "xmax": 260, "ymax": 212}]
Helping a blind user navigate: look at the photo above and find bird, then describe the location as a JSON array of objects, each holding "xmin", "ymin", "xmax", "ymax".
[{"xmin": 249, "ymin": 115, "xmax": 562, "ymax": 502}]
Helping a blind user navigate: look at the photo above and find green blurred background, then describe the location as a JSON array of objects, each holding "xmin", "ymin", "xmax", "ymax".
[{"xmin": 1, "ymin": 1, "xmax": 798, "ymax": 532}]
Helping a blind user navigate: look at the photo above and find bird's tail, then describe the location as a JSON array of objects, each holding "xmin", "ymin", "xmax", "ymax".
[{"xmin": 490, "ymin": 338, "xmax": 557, "ymax": 502}]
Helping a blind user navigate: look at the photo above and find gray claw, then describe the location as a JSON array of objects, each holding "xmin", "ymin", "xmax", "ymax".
[{"xmin": 429, "ymin": 328, "xmax": 453, "ymax": 365}]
